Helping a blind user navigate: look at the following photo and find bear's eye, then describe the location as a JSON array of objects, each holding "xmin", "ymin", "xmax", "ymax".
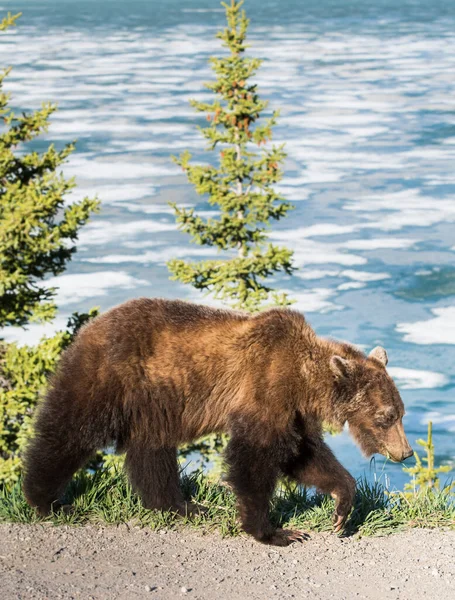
[{"xmin": 375, "ymin": 409, "xmax": 397, "ymax": 428}]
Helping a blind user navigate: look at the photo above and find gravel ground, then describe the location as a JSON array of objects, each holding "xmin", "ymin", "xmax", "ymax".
[{"xmin": 1, "ymin": 524, "xmax": 454, "ymax": 599}]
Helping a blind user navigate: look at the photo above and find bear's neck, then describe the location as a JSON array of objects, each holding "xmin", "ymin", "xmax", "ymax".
[{"xmin": 299, "ymin": 337, "xmax": 361, "ymax": 429}]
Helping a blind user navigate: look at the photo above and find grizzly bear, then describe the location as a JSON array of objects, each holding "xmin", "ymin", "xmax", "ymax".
[{"xmin": 23, "ymin": 298, "xmax": 413, "ymax": 545}]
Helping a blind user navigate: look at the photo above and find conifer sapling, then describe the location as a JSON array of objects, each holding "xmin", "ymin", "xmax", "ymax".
[
  {"xmin": 0, "ymin": 12, "xmax": 99, "ymax": 327},
  {"xmin": 168, "ymin": 0, "xmax": 294, "ymax": 312}
]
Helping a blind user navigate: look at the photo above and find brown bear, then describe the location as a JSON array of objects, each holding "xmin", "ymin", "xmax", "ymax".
[{"xmin": 23, "ymin": 298, "xmax": 413, "ymax": 545}]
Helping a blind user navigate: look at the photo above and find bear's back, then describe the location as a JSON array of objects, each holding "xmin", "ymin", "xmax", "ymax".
[
  {"xmin": 71, "ymin": 298, "xmax": 250, "ymax": 369},
  {"xmin": 97, "ymin": 297, "xmax": 246, "ymax": 330}
]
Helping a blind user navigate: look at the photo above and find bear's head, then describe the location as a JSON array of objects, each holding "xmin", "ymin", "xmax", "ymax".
[{"xmin": 330, "ymin": 346, "xmax": 413, "ymax": 463}]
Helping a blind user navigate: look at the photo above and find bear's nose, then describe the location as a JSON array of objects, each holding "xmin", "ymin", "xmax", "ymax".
[{"xmin": 401, "ymin": 448, "xmax": 414, "ymax": 461}]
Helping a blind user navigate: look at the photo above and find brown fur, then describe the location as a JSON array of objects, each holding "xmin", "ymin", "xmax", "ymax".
[{"xmin": 23, "ymin": 298, "xmax": 412, "ymax": 545}]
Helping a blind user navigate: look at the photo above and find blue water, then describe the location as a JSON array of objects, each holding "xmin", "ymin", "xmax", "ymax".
[{"xmin": 2, "ymin": 0, "xmax": 455, "ymax": 489}]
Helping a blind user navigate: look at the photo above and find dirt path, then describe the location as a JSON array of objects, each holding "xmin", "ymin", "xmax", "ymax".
[{"xmin": 1, "ymin": 524, "xmax": 454, "ymax": 599}]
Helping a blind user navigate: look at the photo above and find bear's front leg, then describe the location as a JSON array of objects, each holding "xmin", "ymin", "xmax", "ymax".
[
  {"xmin": 225, "ymin": 432, "xmax": 307, "ymax": 546},
  {"xmin": 283, "ymin": 438, "xmax": 356, "ymax": 533}
]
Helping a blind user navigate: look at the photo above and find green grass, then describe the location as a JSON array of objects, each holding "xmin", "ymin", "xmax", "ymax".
[{"xmin": 1, "ymin": 469, "xmax": 454, "ymax": 537}]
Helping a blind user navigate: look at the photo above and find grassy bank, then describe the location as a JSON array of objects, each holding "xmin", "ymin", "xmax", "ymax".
[{"xmin": 1, "ymin": 468, "xmax": 454, "ymax": 538}]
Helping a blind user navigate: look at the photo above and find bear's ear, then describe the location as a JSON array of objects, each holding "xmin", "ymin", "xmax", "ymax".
[
  {"xmin": 369, "ymin": 346, "xmax": 388, "ymax": 366},
  {"xmin": 330, "ymin": 356, "xmax": 353, "ymax": 379}
]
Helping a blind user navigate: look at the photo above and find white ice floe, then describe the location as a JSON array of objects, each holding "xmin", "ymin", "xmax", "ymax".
[
  {"xmin": 294, "ymin": 269, "xmax": 340, "ymax": 280},
  {"xmin": 46, "ymin": 271, "xmax": 149, "ymax": 306},
  {"xmin": 396, "ymin": 307, "xmax": 455, "ymax": 345},
  {"xmin": 286, "ymin": 288, "xmax": 342, "ymax": 314},
  {"xmin": 290, "ymin": 240, "xmax": 366, "ymax": 267},
  {"xmin": 0, "ymin": 317, "xmax": 70, "ymax": 347},
  {"xmin": 344, "ymin": 191, "xmax": 455, "ymax": 232},
  {"xmin": 341, "ymin": 238, "xmax": 417, "ymax": 250},
  {"xmin": 337, "ymin": 282, "xmax": 365, "ymax": 291},
  {"xmin": 294, "ymin": 269, "xmax": 390, "ymax": 283},
  {"xmin": 420, "ymin": 412, "xmax": 455, "ymax": 432},
  {"xmin": 269, "ymin": 234, "xmax": 366, "ymax": 267},
  {"xmin": 388, "ymin": 368, "xmax": 449, "ymax": 390},
  {"xmin": 340, "ymin": 270, "xmax": 390, "ymax": 282},
  {"xmin": 64, "ymin": 156, "xmax": 179, "ymax": 180},
  {"xmin": 83, "ymin": 246, "xmax": 214, "ymax": 265},
  {"xmin": 299, "ymin": 224, "xmax": 358, "ymax": 238},
  {"xmin": 181, "ymin": 8, "xmax": 225, "ymax": 13},
  {"xmin": 79, "ymin": 219, "xmax": 176, "ymax": 246},
  {"xmin": 69, "ymin": 185, "xmax": 156, "ymax": 204},
  {"xmin": 273, "ymin": 185, "xmax": 311, "ymax": 202}
]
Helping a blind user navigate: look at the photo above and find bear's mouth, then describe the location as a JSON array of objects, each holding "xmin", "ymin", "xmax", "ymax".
[
  {"xmin": 384, "ymin": 450, "xmax": 401, "ymax": 463},
  {"xmin": 382, "ymin": 448, "xmax": 412, "ymax": 463}
]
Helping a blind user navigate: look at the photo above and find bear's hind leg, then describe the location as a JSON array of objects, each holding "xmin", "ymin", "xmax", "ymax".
[
  {"xmin": 23, "ymin": 425, "xmax": 95, "ymax": 517},
  {"xmin": 125, "ymin": 443, "xmax": 187, "ymax": 514}
]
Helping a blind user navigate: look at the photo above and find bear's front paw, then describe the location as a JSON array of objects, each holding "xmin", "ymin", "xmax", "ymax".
[
  {"xmin": 262, "ymin": 528, "xmax": 309, "ymax": 546},
  {"xmin": 333, "ymin": 511, "xmax": 348, "ymax": 533},
  {"xmin": 331, "ymin": 480, "xmax": 355, "ymax": 533}
]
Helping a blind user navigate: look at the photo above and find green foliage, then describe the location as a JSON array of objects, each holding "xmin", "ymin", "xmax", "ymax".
[
  {"xmin": 0, "ymin": 14, "xmax": 99, "ymax": 328},
  {"xmin": 0, "ymin": 309, "xmax": 99, "ymax": 483},
  {"xmin": 402, "ymin": 421, "xmax": 453, "ymax": 495},
  {"xmin": 168, "ymin": 0, "xmax": 294, "ymax": 312},
  {"xmin": 1, "ymin": 469, "xmax": 454, "ymax": 535}
]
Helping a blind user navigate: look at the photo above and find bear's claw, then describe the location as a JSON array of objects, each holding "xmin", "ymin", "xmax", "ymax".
[
  {"xmin": 266, "ymin": 528, "xmax": 310, "ymax": 546},
  {"xmin": 333, "ymin": 512, "xmax": 347, "ymax": 533}
]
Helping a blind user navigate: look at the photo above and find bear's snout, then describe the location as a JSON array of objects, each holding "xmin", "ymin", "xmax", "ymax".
[
  {"xmin": 385, "ymin": 446, "xmax": 414, "ymax": 463},
  {"xmin": 401, "ymin": 447, "xmax": 414, "ymax": 461},
  {"xmin": 382, "ymin": 420, "xmax": 413, "ymax": 463}
]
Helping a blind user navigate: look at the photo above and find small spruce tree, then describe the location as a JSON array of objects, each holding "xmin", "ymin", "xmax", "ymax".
[
  {"xmin": 403, "ymin": 421, "xmax": 453, "ymax": 496},
  {"xmin": 0, "ymin": 13, "xmax": 99, "ymax": 482},
  {"xmin": 0, "ymin": 13, "xmax": 99, "ymax": 328},
  {"xmin": 168, "ymin": 0, "xmax": 294, "ymax": 312}
]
